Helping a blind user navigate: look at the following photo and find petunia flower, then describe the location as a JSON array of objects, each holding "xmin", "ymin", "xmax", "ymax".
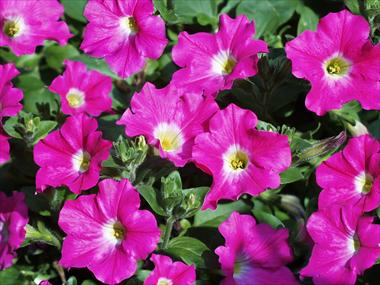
[
  {"xmin": 317, "ymin": 134, "xmax": 380, "ymax": 212},
  {"xmin": 0, "ymin": 0, "xmax": 72, "ymax": 56},
  {"xmin": 215, "ymin": 212, "xmax": 298, "ymax": 285},
  {"xmin": 144, "ymin": 254, "xmax": 196, "ymax": 285},
  {"xmin": 49, "ymin": 60, "xmax": 113, "ymax": 116},
  {"xmin": 192, "ymin": 104, "xmax": 291, "ymax": 209},
  {"xmin": 171, "ymin": 14, "xmax": 268, "ymax": 96},
  {"xmin": 81, "ymin": 0, "xmax": 168, "ymax": 78},
  {"xmin": 34, "ymin": 114, "xmax": 112, "ymax": 194},
  {"xmin": 0, "ymin": 63, "xmax": 23, "ymax": 119},
  {"xmin": 59, "ymin": 178, "xmax": 160, "ymax": 285},
  {"xmin": 285, "ymin": 10, "xmax": 380, "ymax": 115},
  {"xmin": 0, "ymin": 191, "xmax": 28, "ymax": 270},
  {"xmin": 301, "ymin": 205, "xmax": 380, "ymax": 285},
  {"xmin": 117, "ymin": 82, "xmax": 218, "ymax": 167},
  {"xmin": 0, "ymin": 127, "xmax": 10, "ymax": 165}
]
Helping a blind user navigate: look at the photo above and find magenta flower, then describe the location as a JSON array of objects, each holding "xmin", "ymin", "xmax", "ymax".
[
  {"xmin": 34, "ymin": 114, "xmax": 112, "ymax": 194},
  {"xmin": 0, "ymin": 0, "xmax": 72, "ymax": 56},
  {"xmin": 0, "ymin": 63, "xmax": 23, "ymax": 119},
  {"xmin": 0, "ymin": 191, "xmax": 28, "ymax": 270},
  {"xmin": 172, "ymin": 14, "xmax": 268, "ymax": 96},
  {"xmin": 0, "ymin": 127, "xmax": 10, "ymax": 165},
  {"xmin": 81, "ymin": 0, "xmax": 168, "ymax": 78},
  {"xmin": 49, "ymin": 60, "xmax": 113, "ymax": 116},
  {"xmin": 192, "ymin": 104, "xmax": 291, "ymax": 209},
  {"xmin": 215, "ymin": 212, "xmax": 298, "ymax": 285},
  {"xmin": 144, "ymin": 254, "xmax": 196, "ymax": 285},
  {"xmin": 59, "ymin": 178, "xmax": 160, "ymax": 285},
  {"xmin": 285, "ymin": 10, "xmax": 380, "ymax": 115},
  {"xmin": 317, "ymin": 134, "xmax": 380, "ymax": 212},
  {"xmin": 117, "ymin": 82, "xmax": 218, "ymax": 167},
  {"xmin": 301, "ymin": 205, "xmax": 380, "ymax": 285}
]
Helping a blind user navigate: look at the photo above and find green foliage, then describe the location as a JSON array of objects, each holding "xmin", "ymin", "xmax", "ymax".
[
  {"xmin": 164, "ymin": 236, "xmax": 209, "ymax": 267},
  {"xmin": 237, "ymin": 0, "xmax": 299, "ymax": 38}
]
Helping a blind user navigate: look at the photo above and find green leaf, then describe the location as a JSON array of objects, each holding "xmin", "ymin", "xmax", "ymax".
[
  {"xmin": 296, "ymin": 5, "xmax": 318, "ymax": 34},
  {"xmin": 172, "ymin": 0, "xmax": 221, "ymax": 26},
  {"xmin": 72, "ymin": 54, "xmax": 119, "ymax": 79},
  {"xmin": 165, "ymin": 236, "xmax": 209, "ymax": 267},
  {"xmin": 345, "ymin": 0, "xmax": 360, "ymax": 14},
  {"xmin": 153, "ymin": 0, "xmax": 178, "ymax": 23},
  {"xmin": 236, "ymin": 0, "xmax": 299, "ymax": 38},
  {"xmin": 162, "ymin": 170, "xmax": 182, "ymax": 195},
  {"xmin": 61, "ymin": 0, "xmax": 87, "ymax": 22},
  {"xmin": 25, "ymin": 221, "xmax": 61, "ymax": 249},
  {"xmin": 180, "ymin": 187, "xmax": 209, "ymax": 218},
  {"xmin": 280, "ymin": 167, "xmax": 304, "ymax": 184},
  {"xmin": 0, "ymin": 267, "xmax": 30, "ymax": 285},
  {"xmin": 252, "ymin": 207, "xmax": 285, "ymax": 229},
  {"xmin": 3, "ymin": 117, "xmax": 22, "ymax": 139},
  {"xmin": 44, "ymin": 44, "xmax": 79, "ymax": 72},
  {"xmin": 16, "ymin": 74, "xmax": 57, "ymax": 114},
  {"xmin": 137, "ymin": 184, "xmax": 167, "ymax": 216},
  {"xmin": 65, "ymin": 276, "xmax": 78, "ymax": 285},
  {"xmin": 81, "ymin": 281, "xmax": 98, "ymax": 285},
  {"xmin": 32, "ymin": 120, "xmax": 57, "ymax": 144},
  {"xmin": 194, "ymin": 200, "xmax": 250, "ymax": 227}
]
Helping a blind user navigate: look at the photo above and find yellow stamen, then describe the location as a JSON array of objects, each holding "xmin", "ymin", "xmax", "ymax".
[
  {"xmin": 113, "ymin": 222, "xmax": 125, "ymax": 240},
  {"xmin": 3, "ymin": 21, "xmax": 20, "ymax": 37},
  {"xmin": 362, "ymin": 174, "xmax": 373, "ymax": 194},
  {"xmin": 66, "ymin": 89, "xmax": 85, "ymax": 108},
  {"xmin": 157, "ymin": 278, "xmax": 173, "ymax": 285},
  {"xmin": 230, "ymin": 151, "xmax": 248, "ymax": 170},
  {"xmin": 222, "ymin": 57, "xmax": 236, "ymax": 74},
  {"xmin": 325, "ymin": 57, "xmax": 350, "ymax": 76},
  {"xmin": 120, "ymin": 16, "xmax": 138, "ymax": 34}
]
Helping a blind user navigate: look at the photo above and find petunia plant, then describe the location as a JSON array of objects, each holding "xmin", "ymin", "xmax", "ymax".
[{"xmin": 0, "ymin": 0, "xmax": 379, "ymax": 285}]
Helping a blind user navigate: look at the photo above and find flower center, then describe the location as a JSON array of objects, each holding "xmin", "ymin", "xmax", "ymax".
[
  {"xmin": 229, "ymin": 151, "xmax": 249, "ymax": 171},
  {"xmin": 112, "ymin": 221, "xmax": 125, "ymax": 240},
  {"xmin": 355, "ymin": 172, "xmax": 373, "ymax": 194},
  {"xmin": 212, "ymin": 51, "xmax": 237, "ymax": 75},
  {"xmin": 233, "ymin": 253, "xmax": 251, "ymax": 280},
  {"xmin": 3, "ymin": 20, "xmax": 21, "ymax": 37},
  {"xmin": 157, "ymin": 278, "xmax": 173, "ymax": 285},
  {"xmin": 120, "ymin": 16, "xmax": 138, "ymax": 35},
  {"xmin": 66, "ymin": 88, "xmax": 85, "ymax": 108},
  {"xmin": 153, "ymin": 123, "xmax": 183, "ymax": 152},
  {"xmin": 353, "ymin": 236, "xmax": 360, "ymax": 252},
  {"xmin": 72, "ymin": 150, "xmax": 91, "ymax": 173},
  {"xmin": 223, "ymin": 145, "xmax": 250, "ymax": 176},
  {"xmin": 324, "ymin": 57, "xmax": 350, "ymax": 76}
]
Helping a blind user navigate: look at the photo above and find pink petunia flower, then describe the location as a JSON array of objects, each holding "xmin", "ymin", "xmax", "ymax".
[
  {"xmin": 317, "ymin": 134, "xmax": 380, "ymax": 212},
  {"xmin": 59, "ymin": 178, "xmax": 160, "ymax": 285},
  {"xmin": 215, "ymin": 212, "xmax": 298, "ymax": 285},
  {"xmin": 49, "ymin": 60, "xmax": 113, "ymax": 116},
  {"xmin": 33, "ymin": 114, "xmax": 112, "ymax": 194},
  {"xmin": 117, "ymin": 82, "xmax": 218, "ymax": 167},
  {"xmin": 0, "ymin": 127, "xmax": 10, "ymax": 165},
  {"xmin": 301, "ymin": 205, "xmax": 380, "ymax": 285},
  {"xmin": 144, "ymin": 254, "xmax": 196, "ymax": 285},
  {"xmin": 81, "ymin": 0, "xmax": 168, "ymax": 78},
  {"xmin": 0, "ymin": 191, "xmax": 28, "ymax": 270},
  {"xmin": 171, "ymin": 14, "xmax": 268, "ymax": 96},
  {"xmin": 0, "ymin": 63, "xmax": 23, "ymax": 119},
  {"xmin": 0, "ymin": 0, "xmax": 72, "ymax": 56},
  {"xmin": 192, "ymin": 104, "xmax": 291, "ymax": 209},
  {"xmin": 285, "ymin": 10, "xmax": 380, "ymax": 115}
]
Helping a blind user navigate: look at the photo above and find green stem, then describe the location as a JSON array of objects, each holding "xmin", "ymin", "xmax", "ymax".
[{"xmin": 162, "ymin": 216, "xmax": 176, "ymax": 250}]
